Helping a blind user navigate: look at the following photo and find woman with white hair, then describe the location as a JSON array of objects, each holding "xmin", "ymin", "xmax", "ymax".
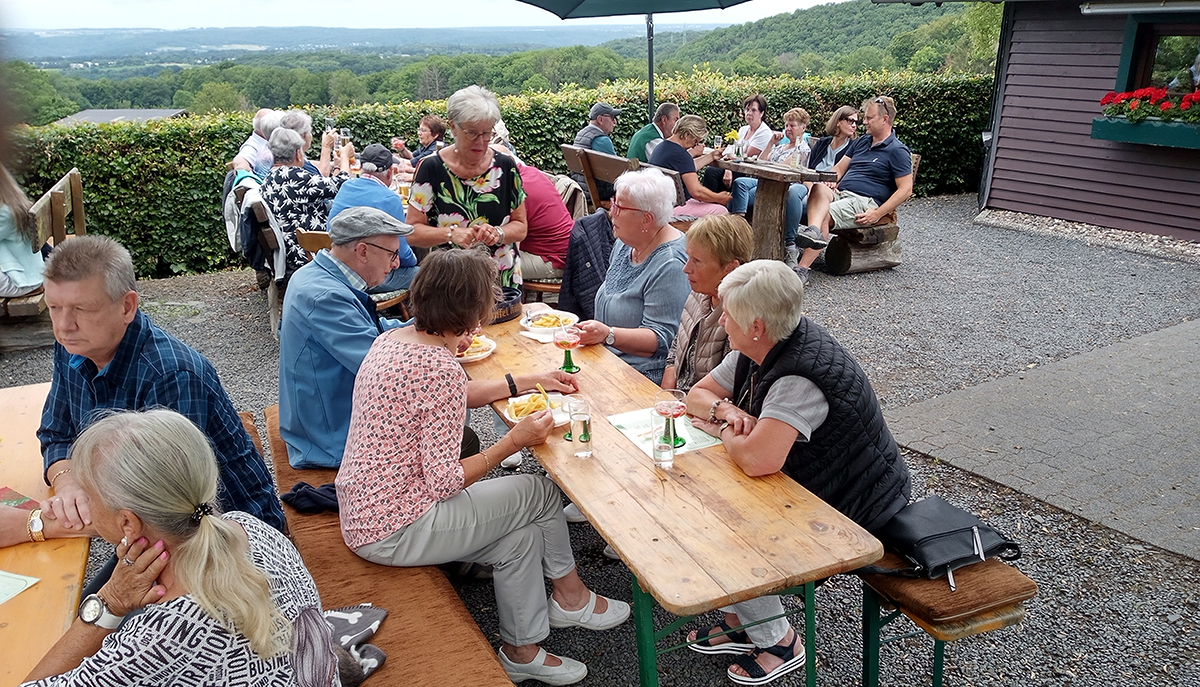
[
  {"xmin": 571, "ymin": 168, "xmax": 690, "ymax": 384},
  {"xmin": 260, "ymin": 126, "xmax": 354, "ymax": 282},
  {"xmin": 20, "ymin": 409, "xmax": 339, "ymax": 686},
  {"xmin": 406, "ymin": 85, "xmax": 528, "ymax": 288},
  {"xmin": 682, "ymin": 260, "xmax": 910, "ymax": 685}
]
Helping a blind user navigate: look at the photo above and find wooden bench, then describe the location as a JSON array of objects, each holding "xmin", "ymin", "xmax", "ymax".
[
  {"xmin": 0, "ymin": 169, "xmax": 87, "ymax": 352},
  {"xmin": 825, "ymin": 153, "xmax": 919, "ymax": 275},
  {"xmin": 858, "ymin": 552, "xmax": 1037, "ymax": 687},
  {"xmin": 561, "ymin": 145, "xmax": 690, "ymax": 231},
  {"xmin": 238, "ymin": 406, "xmax": 512, "ymax": 687}
]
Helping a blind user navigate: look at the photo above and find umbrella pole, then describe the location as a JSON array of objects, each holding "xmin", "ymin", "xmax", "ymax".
[{"xmin": 646, "ymin": 13, "xmax": 655, "ymax": 119}]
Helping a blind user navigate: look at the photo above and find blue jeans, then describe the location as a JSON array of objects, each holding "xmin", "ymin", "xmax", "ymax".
[
  {"xmin": 729, "ymin": 179, "xmax": 809, "ymax": 244},
  {"xmin": 367, "ymin": 265, "xmax": 418, "ymax": 294}
]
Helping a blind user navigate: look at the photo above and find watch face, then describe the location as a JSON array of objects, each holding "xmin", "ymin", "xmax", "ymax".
[
  {"xmin": 80, "ymin": 595, "xmax": 104, "ymax": 623},
  {"xmin": 29, "ymin": 514, "xmax": 43, "ymax": 532}
]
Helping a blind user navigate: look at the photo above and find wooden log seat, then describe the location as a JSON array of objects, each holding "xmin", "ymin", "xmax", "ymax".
[
  {"xmin": 823, "ymin": 153, "xmax": 919, "ymax": 276},
  {"xmin": 858, "ymin": 552, "xmax": 1038, "ymax": 687},
  {"xmin": 238, "ymin": 407, "xmax": 512, "ymax": 686}
]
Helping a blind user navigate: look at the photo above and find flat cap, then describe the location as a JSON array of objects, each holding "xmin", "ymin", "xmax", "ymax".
[{"xmin": 328, "ymin": 206, "xmax": 413, "ymax": 245}]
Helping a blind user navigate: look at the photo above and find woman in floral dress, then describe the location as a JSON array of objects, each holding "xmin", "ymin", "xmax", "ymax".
[{"xmin": 405, "ymin": 85, "xmax": 528, "ymax": 289}]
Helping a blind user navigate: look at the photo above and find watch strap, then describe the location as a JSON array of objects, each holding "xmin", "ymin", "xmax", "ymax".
[
  {"xmin": 81, "ymin": 594, "xmax": 125, "ymax": 629},
  {"xmin": 27, "ymin": 508, "xmax": 44, "ymax": 543},
  {"xmin": 505, "ymin": 373, "xmax": 519, "ymax": 397}
]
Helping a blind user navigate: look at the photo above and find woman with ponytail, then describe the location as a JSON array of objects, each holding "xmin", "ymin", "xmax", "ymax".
[{"xmin": 21, "ymin": 409, "xmax": 340, "ymax": 687}]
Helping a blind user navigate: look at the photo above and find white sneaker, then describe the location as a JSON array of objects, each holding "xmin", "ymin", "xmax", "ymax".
[
  {"xmin": 548, "ymin": 591, "xmax": 631, "ymax": 631},
  {"xmin": 500, "ymin": 452, "xmax": 523, "ymax": 469},
  {"xmin": 784, "ymin": 244, "xmax": 800, "ymax": 267},
  {"xmin": 603, "ymin": 544, "xmax": 620, "ymax": 560},
  {"xmin": 498, "ymin": 647, "xmax": 587, "ymax": 686},
  {"xmin": 563, "ymin": 503, "xmax": 588, "ymax": 523}
]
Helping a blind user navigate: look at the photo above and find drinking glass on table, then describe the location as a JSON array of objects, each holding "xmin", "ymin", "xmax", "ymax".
[
  {"xmin": 654, "ymin": 389, "xmax": 687, "ymax": 449},
  {"xmin": 568, "ymin": 397, "xmax": 592, "ymax": 458},
  {"xmin": 553, "ymin": 325, "xmax": 581, "ymax": 374}
]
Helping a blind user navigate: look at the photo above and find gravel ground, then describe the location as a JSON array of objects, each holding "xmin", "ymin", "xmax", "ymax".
[{"xmin": 3, "ymin": 194, "xmax": 1199, "ymax": 686}]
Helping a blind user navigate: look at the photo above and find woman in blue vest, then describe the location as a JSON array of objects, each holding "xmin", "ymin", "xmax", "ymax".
[{"xmin": 682, "ymin": 260, "xmax": 910, "ymax": 685}]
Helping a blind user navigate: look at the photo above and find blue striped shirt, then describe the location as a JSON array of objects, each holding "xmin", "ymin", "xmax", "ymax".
[{"xmin": 38, "ymin": 311, "xmax": 286, "ymax": 532}]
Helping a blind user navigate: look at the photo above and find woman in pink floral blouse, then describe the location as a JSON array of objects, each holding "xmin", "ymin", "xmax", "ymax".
[{"xmin": 336, "ymin": 249, "xmax": 629, "ymax": 686}]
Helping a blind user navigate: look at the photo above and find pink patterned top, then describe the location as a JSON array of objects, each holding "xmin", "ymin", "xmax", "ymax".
[{"xmin": 336, "ymin": 334, "xmax": 467, "ymax": 550}]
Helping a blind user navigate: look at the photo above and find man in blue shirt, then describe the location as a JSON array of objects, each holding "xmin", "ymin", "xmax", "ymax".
[
  {"xmin": 329, "ymin": 143, "xmax": 420, "ymax": 292},
  {"xmin": 278, "ymin": 206, "xmax": 412, "ymax": 469},
  {"xmin": 798, "ymin": 95, "xmax": 914, "ymax": 283},
  {"xmin": 1, "ymin": 235, "xmax": 284, "ymax": 550}
]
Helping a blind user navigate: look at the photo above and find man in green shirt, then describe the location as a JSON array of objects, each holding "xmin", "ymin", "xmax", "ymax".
[{"xmin": 627, "ymin": 102, "xmax": 680, "ymax": 163}]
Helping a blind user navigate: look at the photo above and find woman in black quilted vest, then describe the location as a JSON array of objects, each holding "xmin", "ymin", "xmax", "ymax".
[{"xmin": 681, "ymin": 260, "xmax": 911, "ymax": 686}]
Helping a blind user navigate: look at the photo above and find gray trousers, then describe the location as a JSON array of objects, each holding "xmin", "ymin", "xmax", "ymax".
[
  {"xmin": 355, "ymin": 474, "xmax": 575, "ymax": 646},
  {"xmin": 723, "ymin": 596, "xmax": 790, "ymax": 647}
]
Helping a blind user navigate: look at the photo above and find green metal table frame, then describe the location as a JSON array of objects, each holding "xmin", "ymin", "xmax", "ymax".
[
  {"xmin": 631, "ymin": 575, "xmax": 818, "ymax": 687},
  {"xmin": 861, "ymin": 584, "xmax": 947, "ymax": 687}
]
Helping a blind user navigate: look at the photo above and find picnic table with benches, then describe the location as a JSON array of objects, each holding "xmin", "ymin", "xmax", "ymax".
[{"xmin": 710, "ymin": 158, "xmax": 836, "ymax": 262}]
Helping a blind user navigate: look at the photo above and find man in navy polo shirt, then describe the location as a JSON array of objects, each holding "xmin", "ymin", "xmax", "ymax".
[{"xmin": 797, "ymin": 95, "xmax": 913, "ymax": 283}]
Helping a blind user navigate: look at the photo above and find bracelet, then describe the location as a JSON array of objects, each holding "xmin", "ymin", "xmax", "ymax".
[
  {"xmin": 497, "ymin": 226, "xmax": 506, "ymax": 244},
  {"xmin": 49, "ymin": 467, "xmax": 72, "ymax": 487},
  {"xmin": 708, "ymin": 398, "xmax": 729, "ymax": 422},
  {"xmin": 447, "ymin": 227, "xmax": 454, "ymax": 246},
  {"xmin": 505, "ymin": 373, "xmax": 519, "ymax": 397},
  {"xmin": 480, "ymin": 450, "xmax": 492, "ymax": 470}
]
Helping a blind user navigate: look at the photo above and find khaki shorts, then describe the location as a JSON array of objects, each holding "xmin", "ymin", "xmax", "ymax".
[{"xmin": 829, "ymin": 190, "xmax": 879, "ymax": 230}]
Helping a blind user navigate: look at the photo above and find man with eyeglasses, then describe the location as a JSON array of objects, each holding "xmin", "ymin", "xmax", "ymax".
[
  {"xmin": 572, "ymin": 102, "xmax": 623, "ymax": 203},
  {"xmin": 328, "ymin": 143, "xmax": 420, "ymax": 293},
  {"xmin": 278, "ymin": 206, "xmax": 416, "ymax": 469},
  {"xmin": 797, "ymin": 95, "xmax": 914, "ymax": 284}
]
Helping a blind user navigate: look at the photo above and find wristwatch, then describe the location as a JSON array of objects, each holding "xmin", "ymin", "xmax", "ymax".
[
  {"xmin": 27, "ymin": 508, "xmax": 44, "ymax": 542},
  {"xmin": 604, "ymin": 327, "xmax": 616, "ymax": 346},
  {"xmin": 79, "ymin": 593, "xmax": 125, "ymax": 629}
]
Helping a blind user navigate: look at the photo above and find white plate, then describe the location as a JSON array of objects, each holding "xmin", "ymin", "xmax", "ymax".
[
  {"xmin": 455, "ymin": 335, "xmax": 496, "ymax": 363},
  {"xmin": 519, "ymin": 310, "xmax": 579, "ymax": 331},
  {"xmin": 503, "ymin": 392, "xmax": 570, "ymax": 427}
]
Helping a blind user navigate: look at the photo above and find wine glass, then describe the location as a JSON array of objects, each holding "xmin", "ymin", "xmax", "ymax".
[
  {"xmin": 653, "ymin": 389, "xmax": 688, "ymax": 449},
  {"xmin": 553, "ymin": 325, "xmax": 581, "ymax": 374}
]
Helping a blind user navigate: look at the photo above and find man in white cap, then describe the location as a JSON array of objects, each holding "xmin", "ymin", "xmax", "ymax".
[
  {"xmin": 278, "ymin": 206, "xmax": 415, "ymax": 469},
  {"xmin": 329, "ymin": 143, "xmax": 420, "ymax": 292}
]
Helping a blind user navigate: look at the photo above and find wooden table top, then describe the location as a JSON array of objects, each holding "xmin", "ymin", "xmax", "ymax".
[
  {"xmin": 712, "ymin": 157, "xmax": 838, "ymax": 184},
  {"xmin": 0, "ymin": 383, "xmax": 89, "ymax": 687},
  {"xmin": 467, "ymin": 309, "xmax": 882, "ymax": 616}
]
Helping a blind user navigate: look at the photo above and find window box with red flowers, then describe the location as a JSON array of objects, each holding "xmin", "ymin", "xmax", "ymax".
[{"xmin": 1091, "ymin": 88, "xmax": 1200, "ymax": 150}]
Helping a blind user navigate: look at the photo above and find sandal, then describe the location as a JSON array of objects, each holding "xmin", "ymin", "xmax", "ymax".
[
  {"xmin": 687, "ymin": 620, "xmax": 755, "ymax": 655},
  {"xmin": 726, "ymin": 631, "xmax": 805, "ymax": 685}
]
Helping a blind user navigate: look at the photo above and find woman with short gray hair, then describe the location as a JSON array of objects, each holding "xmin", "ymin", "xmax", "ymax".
[
  {"xmin": 406, "ymin": 85, "xmax": 529, "ymax": 288},
  {"xmin": 570, "ymin": 168, "xmax": 690, "ymax": 384},
  {"xmin": 682, "ymin": 260, "xmax": 910, "ymax": 685},
  {"xmin": 20, "ymin": 409, "xmax": 340, "ymax": 686},
  {"xmin": 260, "ymin": 126, "xmax": 354, "ymax": 283}
]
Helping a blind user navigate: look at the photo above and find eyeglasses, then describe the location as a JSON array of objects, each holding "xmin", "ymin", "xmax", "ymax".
[
  {"xmin": 875, "ymin": 97, "xmax": 887, "ymax": 104},
  {"xmin": 362, "ymin": 240, "xmax": 400, "ymax": 263},
  {"xmin": 611, "ymin": 202, "xmax": 646, "ymax": 216},
  {"xmin": 456, "ymin": 127, "xmax": 495, "ymax": 141},
  {"xmin": 842, "ymin": 117, "xmax": 859, "ymax": 125}
]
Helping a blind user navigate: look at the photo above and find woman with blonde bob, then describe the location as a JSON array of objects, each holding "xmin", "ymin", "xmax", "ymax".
[
  {"xmin": 661, "ymin": 213, "xmax": 753, "ymax": 392},
  {"xmin": 682, "ymin": 261, "xmax": 910, "ymax": 686},
  {"xmin": 21, "ymin": 409, "xmax": 339, "ymax": 687}
]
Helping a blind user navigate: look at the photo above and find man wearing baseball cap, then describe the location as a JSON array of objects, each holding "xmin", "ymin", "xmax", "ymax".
[
  {"xmin": 328, "ymin": 143, "xmax": 419, "ymax": 292},
  {"xmin": 279, "ymin": 206, "xmax": 417, "ymax": 469},
  {"xmin": 571, "ymin": 102, "xmax": 622, "ymax": 202}
]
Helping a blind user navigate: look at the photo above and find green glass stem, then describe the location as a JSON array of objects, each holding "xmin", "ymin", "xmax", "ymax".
[
  {"xmin": 559, "ymin": 348, "xmax": 580, "ymax": 373},
  {"xmin": 672, "ymin": 418, "xmax": 685, "ymax": 448}
]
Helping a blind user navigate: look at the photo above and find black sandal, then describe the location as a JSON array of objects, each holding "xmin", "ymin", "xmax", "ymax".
[
  {"xmin": 726, "ymin": 631, "xmax": 805, "ymax": 685},
  {"xmin": 687, "ymin": 620, "xmax": 755, "ymax": 655}
]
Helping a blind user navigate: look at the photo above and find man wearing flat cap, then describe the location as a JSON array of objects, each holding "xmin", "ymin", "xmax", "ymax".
[
  {"xmin": 329, "ymin": 142, "xmax": 420, "ymax": 292},
  {"xmin": 279, "ymin": 206, "xmax": 414, "ymax": 468},
  {"xmin": 572, "ymin": 102, "xmax": 623, "ymax": 202}
]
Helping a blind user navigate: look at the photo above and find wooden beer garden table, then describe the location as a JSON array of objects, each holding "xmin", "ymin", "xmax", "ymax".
[
  {"xmin": 711, "ymin": 158, "xmax": 837, "ymax": 262},
  {"xmin": 0, "ymin": 383, "xmax": 89, "ymax": 687},
  {"xmin": 468, "ymin": 308, "xmax": 883, "ymax": 687}
]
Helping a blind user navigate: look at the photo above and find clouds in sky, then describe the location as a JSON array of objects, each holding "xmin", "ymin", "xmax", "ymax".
[{"xmin": 0, "ymin": 0, "xmax": 823, "ymax": 31}]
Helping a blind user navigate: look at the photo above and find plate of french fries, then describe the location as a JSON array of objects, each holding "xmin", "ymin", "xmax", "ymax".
[
  {"xmin": 504, "ymin": 392, "xmax": 570, "ymax": 426},
  {"xmin": 455, "ymin": 335, "xmax": 496, "ymax": 363},
  {"xmin": 519, "ymin": 309, "xmax": 579, "ymax": 330}
]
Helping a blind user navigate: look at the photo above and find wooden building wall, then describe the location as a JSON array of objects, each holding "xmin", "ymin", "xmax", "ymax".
[{"xmin": 985, "ymin": 1, "xmax": 1200, "ymax": 241}]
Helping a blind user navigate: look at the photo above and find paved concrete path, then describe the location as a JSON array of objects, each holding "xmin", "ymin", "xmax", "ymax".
[{"xmin": 885, "ymin": 318, "xmax": 1200, "ymax": 560}]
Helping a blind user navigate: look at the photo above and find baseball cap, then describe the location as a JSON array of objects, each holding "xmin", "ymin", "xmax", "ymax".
[
  {"xmin": 589, "ymin": 103, "xmax": 623, "ymax": 119},
  {"xmin": 328, "ymin": 206, "xmax": 413, "ymax": 246},
  {"xmin": 358, "ymin": 143, "xmax": 394, "ymax": 173}
]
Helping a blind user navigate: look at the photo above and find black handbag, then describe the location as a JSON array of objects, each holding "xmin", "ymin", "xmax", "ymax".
[{"xmin": 868, "ymin": 495, "xmax": 1021, "ymax": 590}]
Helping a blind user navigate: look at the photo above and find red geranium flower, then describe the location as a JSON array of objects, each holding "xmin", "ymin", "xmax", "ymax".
[
  {"xmin": 1101, "ymin": 92, "xmax": 1116, "ymax": 106},
  {"xmin": 1182, "ymin": 101, "xmax": 1192, "ymax": 111},
  {"xmin": 1161, "ymin": 101, "xmax": 1174, "ymax": 111},
  {"xmin": 1129, "ymin": 100, "xmax": 1141, "ymax": 110}
]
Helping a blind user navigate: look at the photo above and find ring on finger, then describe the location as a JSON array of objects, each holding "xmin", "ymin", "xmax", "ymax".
[{"xmin": 122, "ymin": 557, "xmax": 135, "ymax": 566}]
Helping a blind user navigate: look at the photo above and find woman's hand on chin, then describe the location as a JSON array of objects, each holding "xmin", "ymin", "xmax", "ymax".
[
  {"xmin": 510, "ymin": 409, "xmax": 555, "ymax": 447},
  {"xmin": 102, "ymin": 536, "xmax": 171, "ymax": 616}
]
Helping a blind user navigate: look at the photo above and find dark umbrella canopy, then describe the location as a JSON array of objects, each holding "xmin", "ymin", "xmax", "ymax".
[{"xmin": 515, "ymin": 0, "xmax": 754, "ymax": 118}]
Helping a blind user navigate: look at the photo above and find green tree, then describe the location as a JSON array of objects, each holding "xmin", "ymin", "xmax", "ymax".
[
  {"xmin": 909, "ymin": 46, "xmax": 944, "ymax": 73},
  {"xmin": 1, "ymin": 61, "xmax": 79, "ymax": 125},
  {"xmin": 289, "ymin": 71, "xmax": 330, "ymax": 106},
  {"xmin": 173, "ymin": 90, "xmax": 195, "ymax": 109},
  {"xmin": 944, "ymin": 2, "xmax": 1003, "ymax": 74},
  {"xmin": 839, "ymin": 47, "xmax": 886, "ymax": 75},
  {"xmin": 189, "ymin": 81, "xmax": 246, "ymax": 113},
  {"xmin": 245, "ymin": 67, "xmax": 296, "ymax": 108},
  {"xmin": 329, "ymin": 70, "xmax": 368, "ymax": 106},
  {"xmin": 522, "ymin": 73, "xmax": 552, "ymax": 93}
]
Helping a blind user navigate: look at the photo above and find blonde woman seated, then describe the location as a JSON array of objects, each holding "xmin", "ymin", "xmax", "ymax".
[
  {"xmin": 21, "ymin": 409, "xmax": 339, "ymax": 686},
  {"xmin": 648, "ymin": 114, "xmax": 730, "ymax": 217},
  {"xmin": 660, "ymin": 214, "xmax": 752, "ymax": 393},
  {"xmin": 336, "ymin": 249, "xmax": 629, "ymax": 686}
]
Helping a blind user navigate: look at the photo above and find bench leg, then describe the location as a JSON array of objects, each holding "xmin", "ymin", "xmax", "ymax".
[
  {"xmin": 804, "ymin": 581, "xmax": 817, "ymax": 687},
  {"xmin": 861, "ymin": 585, "xmax": 884, "ymax": 687},
  {"xmin": 632, "ymin": 575, "xmax": 661, "ymax": 687},
  {"xmin": 933, "ymin": 640, "xmax": 946, "ymax": 687}
]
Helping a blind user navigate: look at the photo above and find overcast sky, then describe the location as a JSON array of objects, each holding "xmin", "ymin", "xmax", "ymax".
[{"xmin": 0, "ymin": 0, "xmax": 830, "ymax": 31}]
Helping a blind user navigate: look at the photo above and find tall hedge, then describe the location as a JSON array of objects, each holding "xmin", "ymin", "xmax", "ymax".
[{"xmin": 13, "ymin": 71, "xmax": 991, "ymax": 278}]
